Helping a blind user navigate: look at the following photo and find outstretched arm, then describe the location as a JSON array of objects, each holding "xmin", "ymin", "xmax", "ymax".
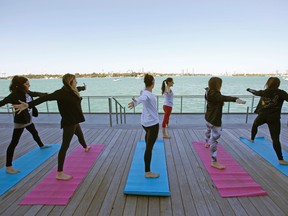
[{"xmin": 247, "ymin": 88, "xmax": 262, "ymax": 96}]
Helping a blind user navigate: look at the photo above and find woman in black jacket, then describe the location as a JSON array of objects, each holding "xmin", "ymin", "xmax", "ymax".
[
  {"xmin": 247, "ymin": 77, "xmax": 288, "ymax": 165},
  {"xmin": 0, "ymin": 76, "xmax": 49, "ymax": 174},
  {"xmin": 205, "ymin": 77, "xmax": 246, "ymax": 169},
  {"xmin": 13, "ymin": 73, "xmax": 91, "ymax": 180}
]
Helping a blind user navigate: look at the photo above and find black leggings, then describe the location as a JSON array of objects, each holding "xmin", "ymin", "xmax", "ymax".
[
  {"xmin": 251, "ymin": 114, "xmax": 283, "ymax": 160},
  {"xmin": 58, "ymin": 124, "xmax": 87, "ymax": 172},
  {"xmin": 6, "ymin": 123, "xmax": 44, "ymax": 167},
  {"xmin": 142, "ymin": 123, "xmax": 159, "ymax": 172}
]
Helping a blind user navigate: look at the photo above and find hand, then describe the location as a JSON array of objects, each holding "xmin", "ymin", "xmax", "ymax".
[
  {"xmin": 12, "ymin": 100, "xmax": 29, "ymax": 114},
  {"xmin": 236, "ymin": 98, "xmax": 246, "ymax": 104},
  {"xmin": 128, "ymin": 101, "xmax": 135, "ymax": 109}
]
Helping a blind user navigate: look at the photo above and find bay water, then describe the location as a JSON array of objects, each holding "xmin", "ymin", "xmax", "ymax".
[{"xmin": 1, "ymin": 76, "xmax": 288, "ymax": 113}]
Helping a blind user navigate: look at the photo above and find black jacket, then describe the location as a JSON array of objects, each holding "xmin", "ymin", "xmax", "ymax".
[
  {"xmin": 0, "ymin": 90, "xmax": 47, "ymax": 124},
  {"xmin": 247, "ymin": 88, "xmax": 288, "ymax": 118},
  {"xmin": 205, "ymin": 89, "xmax": 238, "ymax": 126},
  {"xmin": 28, "ymin": 86, "xmax": 86, "ymax": 128}
]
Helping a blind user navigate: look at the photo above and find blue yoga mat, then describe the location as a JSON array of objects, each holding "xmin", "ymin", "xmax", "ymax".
[
  {"xmin": 124, "ymin": 140, "xmax": 170, "ymax": 196},
  {"xmin": 240, "ymin": 137, "xmax": 288, "ymax": 176},
  {"xmin": 0, "ymin": 144, "xmax": 60, "ymax": 196}
]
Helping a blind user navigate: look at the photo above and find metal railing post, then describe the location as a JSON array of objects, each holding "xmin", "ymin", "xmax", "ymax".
[
  {"xmin": 120, "ymin": 108, "xmax": 123, "ymax": 124},
  {"xmin": 108, "ymin": 97, "xmax": 113, "ymax": 127},
  {"xmin": 46, "ymin": 101, "xmax": 49, "ymax": 112},
  {"xmin": 245, "ymin": 106, "xmax": 249, "ymax": 123},
  {"xmin": 124, "ymin": 107, "xmax": 126, "ymax": 124},
  {"xmin": 115, "ymin": 100, "xmax": 118, "ymax": 124},
  {"xmin": 227, "ymin": 102, "xmax": 230, "ymax": 113},
  {"xmin": 180, "ymin": 96, "xmax": 183, "ymax": 113},
  {"xmin": 88, "ymin": 96, "xmax": 91, "ymax": 113},
  {"xmin": 251, "ymin": 96, "xmax": 255, "ymax": 113}
]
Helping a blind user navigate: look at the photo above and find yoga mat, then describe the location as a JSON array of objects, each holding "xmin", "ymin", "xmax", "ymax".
[
  {"xmin": 240, "ymin": 137, "xmax": 288, "ymax": 176},
  {"xmin": 0, "ymin": 144, "xmax": 60, "ymax": 196},
  {"xmin": 124, "ymin": 140, "xmax": 170, "ymax": 196},
  {"xmin": 192, "ymin": 142, "xmax": 267, "ymax": 197},
  {"xmin": 19, "ymin": 144, "xmax": 105, "ymax": 205}
]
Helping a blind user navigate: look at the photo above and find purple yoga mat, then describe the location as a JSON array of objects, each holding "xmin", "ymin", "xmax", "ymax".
[
  {"xmin": 192, "ymin": 142, "xmax": 267, "ymax": 197},
  {"xmin": 19, "ymin": 144, "xmax": 105, "ymax": 205}
]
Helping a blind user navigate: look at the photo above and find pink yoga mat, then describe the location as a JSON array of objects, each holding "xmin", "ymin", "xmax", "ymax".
[
  {"xmin": 19, "ymin": 144, "xmax": 105, "ymax": 205},
  {"xmin": 192, "ymin": 142, "xmax": 267, "ymax": 197}
]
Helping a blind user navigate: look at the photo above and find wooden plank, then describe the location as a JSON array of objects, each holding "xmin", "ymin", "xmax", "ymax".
[
  {"xmin": 2, "ymin": 119, "xmax": 288, "ymax": 216},
  {"xmin": 110, "ymin": 129, "xmax": 143, "ymax": 216}
]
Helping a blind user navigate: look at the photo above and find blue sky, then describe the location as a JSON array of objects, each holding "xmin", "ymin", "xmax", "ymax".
[{"xmin": 0, "ymin": 0, "xmax": 288, "ymax": 76}]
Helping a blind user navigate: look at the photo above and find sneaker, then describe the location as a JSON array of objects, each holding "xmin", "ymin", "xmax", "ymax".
[
  {"xmin": 145, "ymin": 172, "xmax": 160, "ymax": 178},
  {"xmin": 204, "ymin": 143, "xmax": 210, "ymax": 148}
]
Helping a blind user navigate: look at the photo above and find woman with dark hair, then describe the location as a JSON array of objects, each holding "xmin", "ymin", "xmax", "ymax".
[
  {"xmin": 205, "ymin": 77, "xmax": 246, "ymax": 169},
  {"xmin": 0, "ymin": 76, "xmax": 49, "ymax": 174},
  {"xmin": 13, "ymin": 73, "xmax": 91, "ymax": 180},
  {"xmin": 128, "ymin": 74, "xmax": 160, "ymax": 178},
  {"xmin": 161, "ymin": 77, "xmax": 174, "ymax": 138},
  {"xmin": 247, "ymin": 77, "xmax": 288, "ymax": 165}
]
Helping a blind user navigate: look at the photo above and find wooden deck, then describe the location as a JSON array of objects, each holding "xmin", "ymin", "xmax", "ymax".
[{"xmin": 1, "ymin": 119, "xmax": 288, "ymax": 216}]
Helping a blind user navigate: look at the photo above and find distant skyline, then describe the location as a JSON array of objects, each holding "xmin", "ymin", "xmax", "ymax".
[{"xmin": 1, "ymin": 0, "xmax": 288, "ymax": 76}]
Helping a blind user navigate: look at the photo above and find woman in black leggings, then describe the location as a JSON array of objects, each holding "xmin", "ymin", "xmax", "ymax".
[
  {"xmin": 247, "ymin": 77, "xmax": 288, "ymax": 165},
  {"xmin": 14, "ymin": 74, "xmax": 91, "ymax": 180},
  {"xmin": 0, "ymin": 76, "xmax": 49, "ymax": 174},
  {"xmin": 128, "ymin": 74, "xmax": 160, "ymax": 178}
]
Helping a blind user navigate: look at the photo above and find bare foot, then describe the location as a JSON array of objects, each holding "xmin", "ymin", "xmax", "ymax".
[
  {"xmin": 56, "ymin": 172, "xmax": 73, "ymax": 180},
  {"xmin": 279, "ymin": 160, "xmax": 288, "ymax": 165},
  {"xmin": 40, "ymin": 145, "xmax": 51, "ymax": 149},
  {"xmin": 247, "ymin": 138, "xmax": 254, "ymax": 143},
  {"xmin": 145, "ymin": 172, "xmax": 160, "ymax": 178},
  {"xmin": 166, "ymin": 124, "xmax": 170, "ymax": 128},
  {"xmin": 211, "ymin": 162, "xmax": 225, "ymax": 170},
  {"xmin": 6, "ymin": 166, "xmax": 20, "ymax": 174},
  {"xmin": 163, "ymin": 135, "xmax": 171, "ymax": 139},
  {"xmin": 204, "ymin": 143, "xmax": 210, "ymax": 148},
  {"xmin": 85, "ymin": 146, "xmax": 91, "ymax": 152}
]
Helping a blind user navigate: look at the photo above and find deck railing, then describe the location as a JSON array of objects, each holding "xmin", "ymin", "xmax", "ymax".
[
  {"xmin": 1, "ymin": 94, "xmax": 287, "ymax": 115},
  {"xmin": 108, "ymin": 97, "xmax": 126, "ymax": 127},
  {"xmin": 0, "ymin": 94, "xmax": 259, "ymax": 114}
]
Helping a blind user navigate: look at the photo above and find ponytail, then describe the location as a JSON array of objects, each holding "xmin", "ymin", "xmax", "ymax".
[
  {"xmin": 161, "ymin": 80, "xmax": 167, "ymax": 95},
  {"xmin": 161, "ymin": 77, "xmax": 173, "ymax": 95}
]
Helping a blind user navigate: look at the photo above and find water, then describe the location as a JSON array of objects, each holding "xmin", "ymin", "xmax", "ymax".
[{"xmin": 1, "ymin": 76, "xmax": 288, "ymax": 113}]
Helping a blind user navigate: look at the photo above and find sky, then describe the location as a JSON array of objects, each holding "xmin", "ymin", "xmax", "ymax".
[{"xmin": 0, "ymin": 0, "xmax": 288, "ymax": 76}]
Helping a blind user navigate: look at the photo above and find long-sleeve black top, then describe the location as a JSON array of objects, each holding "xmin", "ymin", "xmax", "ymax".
[
  {"xmin": 205, "ymin": 89, "xmax": 238, "ymax": 126},
  {"xmin": 0, "ymin": 90, "xmax": 47, "ymax": 124},
  {"xmin": 27, "ymin": 86, "xmax": 85, "ymax": 128},
  {"xmin": 247, "ymin": 88, "xmax": 288, "ymax": 118}
]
